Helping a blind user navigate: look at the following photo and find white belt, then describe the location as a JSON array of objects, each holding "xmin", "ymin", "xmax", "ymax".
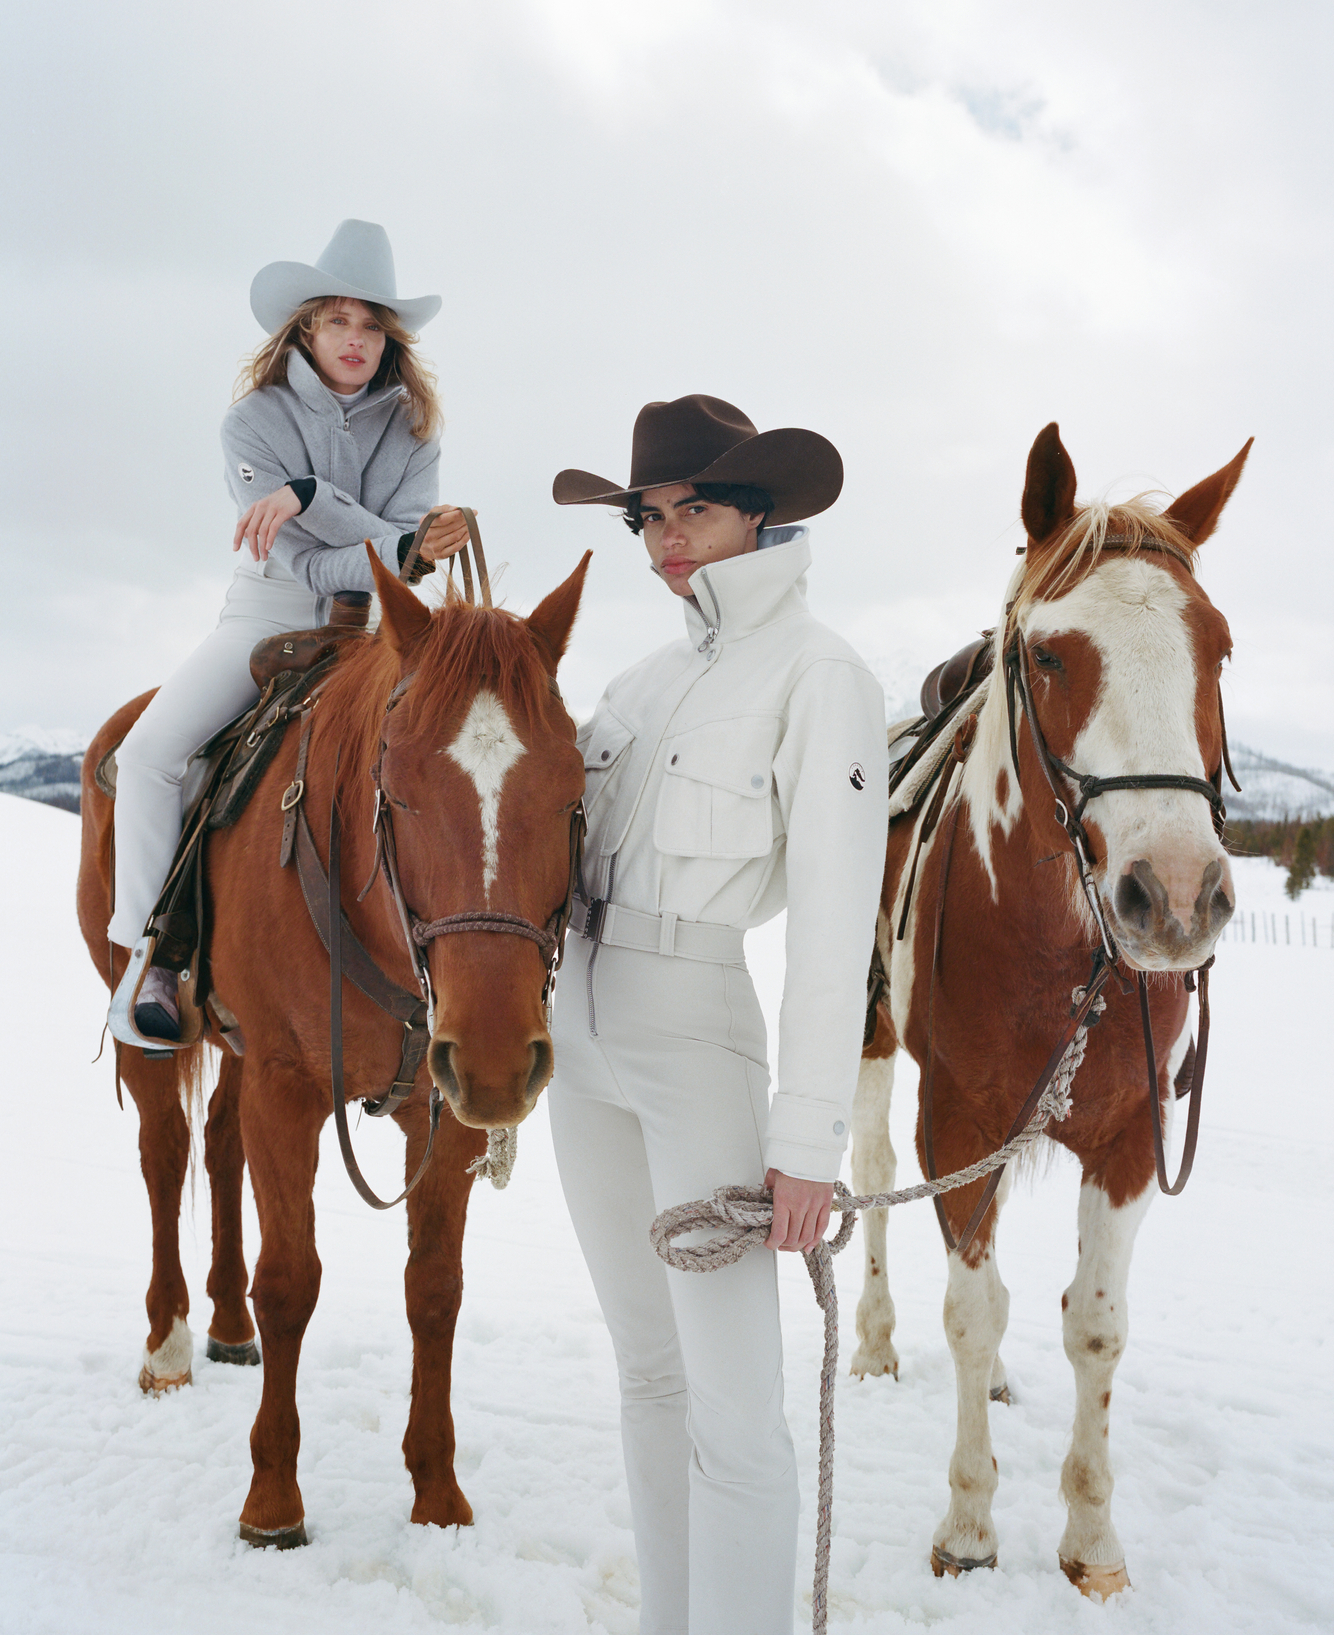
[{"xmin": 571, "ymin": 894, "xmax": 745, "ymax": 965}]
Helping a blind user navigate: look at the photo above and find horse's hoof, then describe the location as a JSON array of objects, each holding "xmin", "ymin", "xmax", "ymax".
[
  {"xmin": 207, "ymin": 1336, "xmax": 260, "ymax": 1366},
  {"xmin": 240, "ymin": 1520, "xmax": 308, "ymax": 1550},
  {"xmin": 990, "ymin": 1383, "xmax": 1012, "ymax": 1405},
  {"xmin": 1060, "ymin": 1557, "xmax": 1130, "ymax": 1599},
  {"xmin": 848, "ymin": 1347, "xmax": 899, "ymax": 1380},
  {"xmin": 932, "ymin": 1545, "xmax": 997, "ymax": 1577},
  {"xmin": 138, "ymin": 1365, "xmax": 191, "ymax": 1395}
]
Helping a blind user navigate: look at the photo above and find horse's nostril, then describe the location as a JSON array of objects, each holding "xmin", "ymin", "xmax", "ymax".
[
  {"xmin": 527, "ymin": 1038, "xmax": 553, "ymax": 1098},
  {"xmin": 1114, "ymin": 866, "xmax": 1155, "ymax": 932},
  {"xmin": 429, "ymin": 1038, "xmax": 458, "ymax": 1096}
]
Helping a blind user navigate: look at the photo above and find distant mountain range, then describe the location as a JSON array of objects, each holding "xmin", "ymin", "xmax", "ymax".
[
  {"xmin": 0, "ymin": 728, "xmax": 86, "ymax": 815},
  {"xmin": 2, "ymin": 726, "xmax": 1332, "ymax": 824}
]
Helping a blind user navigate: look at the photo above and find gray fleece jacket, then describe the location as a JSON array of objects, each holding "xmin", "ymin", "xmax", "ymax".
[{"xmin": 221, "ymin": 349, "xmax": 439, "ymax": 594}]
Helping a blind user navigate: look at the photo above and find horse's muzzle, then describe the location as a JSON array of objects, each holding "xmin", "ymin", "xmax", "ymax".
[
  {"xmin": 427, "ymin": 1033, "xmax": 553, "ymax": 1128},
  {"xmin": 1107, "ymin": 855, "xmax": 1234, "ymax": 970}
]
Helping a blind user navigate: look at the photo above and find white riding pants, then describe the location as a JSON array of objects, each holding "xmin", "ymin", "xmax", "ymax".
[
  {"xmin": 548, "ymin": 931, "xmax": 798, "ymax": 1635},
  {"xmin": 107, "ymin": 571, "xmax": 323, "ymax": 947}
]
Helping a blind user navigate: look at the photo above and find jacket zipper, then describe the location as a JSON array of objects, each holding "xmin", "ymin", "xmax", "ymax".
[
  {"xmin": 585, "ymin": 853, "xmax": 616, "ymax": 1038},
  {"xmin": 696, "ymin": 568, "xmax": 722, "ymax": 654}
]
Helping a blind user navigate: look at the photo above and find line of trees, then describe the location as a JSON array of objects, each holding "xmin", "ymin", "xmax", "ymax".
[{"xmin": 1225, "ymin": 816, "xmax": 1334, "ymax": 900}]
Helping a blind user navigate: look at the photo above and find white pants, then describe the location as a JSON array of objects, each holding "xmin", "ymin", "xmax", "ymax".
[
  {"xmin": 107, "ymin": 571, "xmax": 323, "ymax": 946},
  {"xmin": 548, "ymin": 932, "xmax": 798, "ymax": 1635}
]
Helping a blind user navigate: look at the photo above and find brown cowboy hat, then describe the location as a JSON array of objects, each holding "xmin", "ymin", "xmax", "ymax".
[{"xmin": 552, "ymin": 394, "xmax": 843, "ymax": 527}]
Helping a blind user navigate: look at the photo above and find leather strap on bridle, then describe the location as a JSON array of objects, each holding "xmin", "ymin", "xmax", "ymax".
[
  {"xmin": 328, "ymin": 793, "xmax": 444, "ymax": 1210},
  {"xmin": 1139, "ymin": 963, "xmax": 1211, "ymax": 1194},
  {"xmin": 398, "ymin": 505, "xmax": 492, "ymax": 607}
]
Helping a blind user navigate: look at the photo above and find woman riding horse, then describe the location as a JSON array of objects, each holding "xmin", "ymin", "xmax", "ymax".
[
  {"xmin": 548, "ymin": 396, "xmax": 891, "ymax": 1635},
  {"xmin": 106, "ymin": 219, "xmax": 469, "ymax": 1042}
]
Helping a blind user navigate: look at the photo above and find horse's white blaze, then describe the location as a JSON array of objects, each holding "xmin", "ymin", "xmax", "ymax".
[
  {"xmin": 1058, "ymin": 1178, "xmax": 1153, "ymax": 1570},
  {"xmin": 447, "ymin": 691, "xmax": 525, "ymax": 900}
]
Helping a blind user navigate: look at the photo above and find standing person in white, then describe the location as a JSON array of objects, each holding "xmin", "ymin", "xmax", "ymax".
[
  {"xmin": 108, "ymin": 219, "xmax": 470, "ymax": 1045},
  {"xmin": 548, "ymin": 396, "xmax": 889, "ymax": 1635}
]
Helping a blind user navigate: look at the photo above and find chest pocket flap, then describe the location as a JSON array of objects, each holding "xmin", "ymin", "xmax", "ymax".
[
  {"xmin": 580, "ymin": 710, "xmax": 634, "ymax": 774},
  {"xmin": 654, "ymin": 716, "xmax": 782, "ymax": 860}
]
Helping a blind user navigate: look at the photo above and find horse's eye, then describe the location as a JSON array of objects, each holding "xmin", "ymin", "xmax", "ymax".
[{"xmin": 1033, "ymin": 646, "xmax": 1063, "ymax": 672}]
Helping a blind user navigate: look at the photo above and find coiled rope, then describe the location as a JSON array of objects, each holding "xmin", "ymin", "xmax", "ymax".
[{"xmin": 649, "ymin": 985, "xmax": 1104, "ymax": 1634}]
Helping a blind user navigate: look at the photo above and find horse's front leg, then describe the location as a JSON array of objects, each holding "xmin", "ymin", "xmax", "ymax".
[
  {"xmin": 203, "ymin": 1051, "xmax": 259, "ymax": 1364},
  {"xmin": 849, "ymin": 1005, "xmax": 900, "ymax": 1379},
  {"xmin": 237, "ymin": 1063, "xmax": 324, "ymax": 1548},
  {"xmin": 400, "ymin": 1099, "xmax": 487, "ymax": 1527},
  {"xmin": 1057, "ymin": 1168, "xmax": 1153, "ymax": 1598},
  {"xmin": 127, "ymin": 1055, "xmax": 196, "ymax": 1394},
  {"xmin": 932, "ymin": 1159, "xmax": 1013, "ymax": 1577}
]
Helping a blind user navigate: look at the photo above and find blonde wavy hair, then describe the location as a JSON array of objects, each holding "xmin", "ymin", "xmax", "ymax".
[{"xmin": 235, "ymin": 296, "xmax": 441, "ymax": 441}]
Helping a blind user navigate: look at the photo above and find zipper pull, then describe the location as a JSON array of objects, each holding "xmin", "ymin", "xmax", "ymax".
[{"xmin": 696, "ymin": 627, "xmax": 718, "ymax": 654}]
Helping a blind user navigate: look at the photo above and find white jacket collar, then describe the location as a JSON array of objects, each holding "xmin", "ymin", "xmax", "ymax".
[
  {"xmin": 683, "ymin": 525, "xmax": 811, "ymax": 646},
  {"xmin": 285, "ymin": 347, "xmax": 405, "ymax": 420}
]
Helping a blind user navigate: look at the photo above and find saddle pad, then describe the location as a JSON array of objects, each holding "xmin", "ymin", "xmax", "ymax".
[{"xmin": 886, "ymin": 682, "xmax": 987, "ymax": 824}]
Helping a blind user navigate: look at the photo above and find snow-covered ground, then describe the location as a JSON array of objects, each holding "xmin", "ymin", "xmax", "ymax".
[{"xmin": 0, "ymin": 794, "xmax": 1329, "ymax": 1634}]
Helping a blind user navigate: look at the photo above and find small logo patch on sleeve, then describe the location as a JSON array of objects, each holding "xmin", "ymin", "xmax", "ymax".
[
  {"xmin": 849, "ymin": 762, "xmax": 866, "ymax": 790},
  {"xmin": 239, "ymin": 463, "xmax": 255, "ymax": 483}
]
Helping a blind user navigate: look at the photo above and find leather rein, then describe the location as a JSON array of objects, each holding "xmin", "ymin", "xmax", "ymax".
[
  {"xmin": 287, "ymin": 510, "xmax": 586, "ymax": 1209},
  {"xmin": 916, "ymin": 536, "xmax": 1239, "ymax": 1254}
]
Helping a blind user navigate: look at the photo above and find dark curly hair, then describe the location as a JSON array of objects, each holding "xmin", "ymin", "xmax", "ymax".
[{"xmin": 621, "ymin": 481, "xmax": 774, "ymax": 536}]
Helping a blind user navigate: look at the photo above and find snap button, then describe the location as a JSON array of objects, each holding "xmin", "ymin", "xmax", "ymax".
[
  {"xmin": 600, "ymin": 750, "xmax": 610, "ymax": 761},
  {"xmin": 670, "ymin": 754, "xmax": 678, "ymax": 766},
  {"xmin": 751, "ymin": 774, "xmax": 765, "ymax": 789},
  {"xmin": 833, "ymin": 1120, "xmax": 845, "ymax": 1135}
]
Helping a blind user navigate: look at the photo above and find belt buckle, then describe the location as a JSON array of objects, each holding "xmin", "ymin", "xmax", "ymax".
[{"xmin": 581, "ymin": 897, "xmax": 607, "ymax": 943}]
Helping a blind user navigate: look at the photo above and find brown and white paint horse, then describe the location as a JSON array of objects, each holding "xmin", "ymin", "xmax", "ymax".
[
  {"xmin": 78, "ymin": 549, "xmax": 589, "ymax": 1544},
  {"xmin": 849, "ymin": 425, "xmax": 1249, "ymax": 1597}
]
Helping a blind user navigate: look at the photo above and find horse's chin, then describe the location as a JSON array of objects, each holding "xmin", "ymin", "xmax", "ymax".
[{"xmin": 1101, "ymin": 914, "xmax": 1226, "ymax": 975}]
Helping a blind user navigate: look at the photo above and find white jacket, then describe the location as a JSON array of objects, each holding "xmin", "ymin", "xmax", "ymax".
[{"xmin": 575, "ymin": 527, "xmax": 889, "ymax": 1182}]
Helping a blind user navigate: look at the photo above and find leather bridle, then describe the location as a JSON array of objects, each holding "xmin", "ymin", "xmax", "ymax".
[{"xmin": 919, "ymin": 536, "xmax": 1238, "ymax": 1252}]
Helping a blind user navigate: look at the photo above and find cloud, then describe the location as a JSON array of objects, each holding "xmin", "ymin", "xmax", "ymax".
[{"xmin": 2, "ymin": 0, "xmax": 1330, "ymax": 766}]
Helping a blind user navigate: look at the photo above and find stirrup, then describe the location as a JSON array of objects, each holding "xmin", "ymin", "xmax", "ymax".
[{"xmin": 108, "ymin": 938, "xmax": 189, "ymax": 1054}]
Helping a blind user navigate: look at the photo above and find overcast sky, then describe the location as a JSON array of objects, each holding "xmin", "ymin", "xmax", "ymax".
[{"xmin": 4, "ymin": 0, "xmax": 1331, "ymax": 764}]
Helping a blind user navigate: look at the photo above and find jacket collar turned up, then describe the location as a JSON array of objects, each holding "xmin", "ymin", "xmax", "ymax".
[
  {"xmin": 283, "ymin": 346, "xmax": 406, "ymax": 423},
  {"xmin": 682, "ymin": 525, "xmax": 812, "ymax": 650}
]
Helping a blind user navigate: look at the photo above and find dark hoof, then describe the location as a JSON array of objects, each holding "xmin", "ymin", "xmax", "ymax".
[
  {"xmin": 239, "ymin": 1520, "xmax": 307, "ymax": 1550},
  {"xmin": 207, "ymin": 1336, "xmax": 261, "ymax": 1366},
  {"xmin": 932, "ymin": 1545, "xmax": 997, "ymax": 1578},
  {"xmin": 990, "ymin": 1383, "xmax": 1012, "ymax": 1405}
]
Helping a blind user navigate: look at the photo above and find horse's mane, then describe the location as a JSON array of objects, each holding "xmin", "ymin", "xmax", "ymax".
[
  {"xmin": 317, "ymin": 598, "xmax": 553, "ymax": 796},
  {"xmin": 1011, "ymin": 495, "xmax": 1199, "ymax": 617}
]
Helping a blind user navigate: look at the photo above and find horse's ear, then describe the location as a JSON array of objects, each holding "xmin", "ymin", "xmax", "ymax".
[
  {"xmin": 1021, "ymin": 423, "xmax": 1078, "ymax": 545},
  {"xmin": 367, "ymin": 544, "xmax": 432, "ymax": 653},
  {"xmin": 526, "ymin": 550, "xmax": 592, "ymax": 674},
  {"xmin": 1164, "ymin": 439, "xmax": 1253, "ymax": 545}
]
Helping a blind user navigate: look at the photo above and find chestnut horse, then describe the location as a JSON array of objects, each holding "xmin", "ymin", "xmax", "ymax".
[
  {"xmin": 78, "ymin": 548, "xmax": 590, "ymax": 1545},
  {"xmin": 849, "ymin": 425, "xmax": 1249, "ymax": 1597}
]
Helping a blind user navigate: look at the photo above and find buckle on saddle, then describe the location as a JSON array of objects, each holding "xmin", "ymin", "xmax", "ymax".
[{"xmin": 280, "ymin": 780, "xmax": 305, "ymax": 812}]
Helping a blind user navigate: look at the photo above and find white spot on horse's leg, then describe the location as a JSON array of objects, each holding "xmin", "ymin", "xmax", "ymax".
[
  {"xmin": 850, "ymin": 1049, "xmax": 900, "ymax": 1378},
  {"xmin": 1058, "ymin": 1179, "xmax": 1152, "ymax": 1577},
  {"xmin": 934, "ymin": 1234, "xmax": 1010, "ymax": 1568},
  {"xmin": 139, "ymin": 1314, "xmax": 193, "ymax": 1394},
  {"xmin": 446, "ymin": 691, "xmax": 525, "ymax": 900}
]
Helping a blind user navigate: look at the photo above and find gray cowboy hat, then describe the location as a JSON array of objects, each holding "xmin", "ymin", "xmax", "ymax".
[
  {"xmin": 249, "ymin": 219, "xmax": 442, "ymax": 335},
  {"xmin": 553, "ymin": 394, "xmax": 844, "ymax": 528}
]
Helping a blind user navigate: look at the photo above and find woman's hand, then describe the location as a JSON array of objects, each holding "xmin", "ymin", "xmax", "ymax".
[
  {"xmin": 416, "ymin": 505, "xmax": 474, "ymax": 563},
  {"xmin": 764, "ymin": 1169, "xmax": 835, "ymax": 1252},
  {"xmin": 234, "ymin": 485, "xmax": 303, "ymax": 562}
]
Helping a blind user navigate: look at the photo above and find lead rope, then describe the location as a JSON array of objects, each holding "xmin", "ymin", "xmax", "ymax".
[{"xmin": 651, "ymin": 978, "xmax": 1109, "ymax": 1635}]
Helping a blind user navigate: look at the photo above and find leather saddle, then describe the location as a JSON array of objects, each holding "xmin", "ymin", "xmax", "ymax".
[
  {"xmin": 919, "ymin": 634, "xmax": 993, "ymax": 722},
  {"xmin": 97, "ymin": 592, "xmax": 376, "ymax": 1051}
]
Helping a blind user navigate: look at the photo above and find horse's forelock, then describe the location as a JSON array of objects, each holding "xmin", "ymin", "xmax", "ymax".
[{"xmin": 1013, "ymin": 498, "xmax": 1199, "ymax": 618}]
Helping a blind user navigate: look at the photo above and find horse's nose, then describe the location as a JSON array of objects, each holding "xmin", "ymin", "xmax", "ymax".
[
  {"xmin": 1112, "ymin": 856, "xmax": 1234, "ymax": 952},
  {"xmin": 427, "ymin": 1032, "xmax": 553, "ymax": 1128}
]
